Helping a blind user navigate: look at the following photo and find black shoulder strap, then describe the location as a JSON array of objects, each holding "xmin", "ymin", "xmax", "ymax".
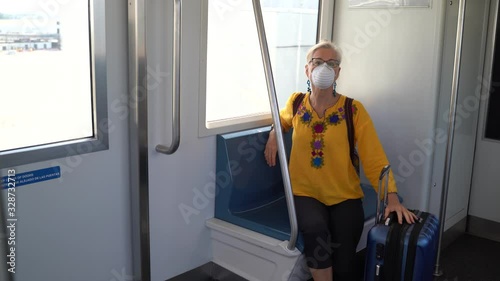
[
  {"xmin": 292, "ymin": 93, "xmax": 306, "ymax": 117},
  {"xmin": 345, "ymin": 97, "xmax": 360, "ymax": 176},
  {"xmin": 404, "ymin": 211, "xmax": 430, "ymax": 281}
]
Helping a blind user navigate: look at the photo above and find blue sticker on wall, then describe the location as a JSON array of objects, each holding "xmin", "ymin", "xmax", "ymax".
[{"xmin": 2, "ymin": 167, "xmax": 61, "ymax": 189}]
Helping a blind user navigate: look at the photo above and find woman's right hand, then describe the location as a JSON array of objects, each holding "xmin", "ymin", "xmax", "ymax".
[{"xmin": 264, "ymin": 129, "xmax": 278, "ymax": 166}]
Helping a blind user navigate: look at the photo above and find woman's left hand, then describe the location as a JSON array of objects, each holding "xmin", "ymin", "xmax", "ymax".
[{"xmin": 384, "ymin": 193, "xmax": 418, "ymax": 224}]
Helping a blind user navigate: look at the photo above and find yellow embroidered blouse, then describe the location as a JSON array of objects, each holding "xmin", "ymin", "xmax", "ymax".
[{"xmin": 279, "ymin": 92, "xmax": 397, "ymax": 206}]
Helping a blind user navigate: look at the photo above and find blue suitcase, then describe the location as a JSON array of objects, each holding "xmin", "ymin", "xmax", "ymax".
[{"xmin": 364, "ymin": 166, "xmax": 440, "ymax": 281}]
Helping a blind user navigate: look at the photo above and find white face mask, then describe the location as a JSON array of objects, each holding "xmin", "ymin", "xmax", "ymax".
[{"xmin": 310, "ymin": 63, "xmax": 336, "ymax": 90}]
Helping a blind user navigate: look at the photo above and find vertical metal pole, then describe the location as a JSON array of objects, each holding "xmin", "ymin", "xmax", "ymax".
[
  {"xmin": 376, "ymin": 165, "xmax": 391, "ymax": 225},
  {"xmin": 316, "ymin": 0, "xmax": 323, "ymax": 42},
  {"xmin": 251, "ymin": 0, "xmax": 298, "ymax": 251},
  {"xmin": 434, "ymin": 0, "xmax": 467, "ymax": 276},
  {"xmin": 128, "ymin": 0, "xmax": 151, "ymax": 280}
]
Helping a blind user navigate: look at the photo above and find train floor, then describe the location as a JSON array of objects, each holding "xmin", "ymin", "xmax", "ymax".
[
  {"xmin": 171, "ymin": 233, "xmax": 500, "ymax": 280},
  {"xmin": 433, "ymin": 234, "xmax": 500, "ymax": 281}
]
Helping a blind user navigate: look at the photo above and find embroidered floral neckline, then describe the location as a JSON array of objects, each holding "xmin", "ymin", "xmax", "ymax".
[{"xmin": 296, "ymin": 95, "xmax": 358, "ymax": 169}]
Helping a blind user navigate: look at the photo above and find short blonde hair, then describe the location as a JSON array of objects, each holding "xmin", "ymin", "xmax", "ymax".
[{"xmin": 306, "ymin": 40, "xmax": 342, "ymax": 64}]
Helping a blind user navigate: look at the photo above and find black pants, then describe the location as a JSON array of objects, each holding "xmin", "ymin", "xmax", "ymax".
[{"xmin": 294, "ymin": 196, "xmax": 364, "ymax": 280}]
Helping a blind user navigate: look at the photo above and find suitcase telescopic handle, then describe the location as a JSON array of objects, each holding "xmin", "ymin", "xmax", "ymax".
[{"xmin": 376, "ymin": 165, "xmax": 391, "ymax": 225}]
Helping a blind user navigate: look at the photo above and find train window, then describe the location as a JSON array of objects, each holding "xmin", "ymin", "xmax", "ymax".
[
  {"xmin": 202, "ymin": 0, "xmax": 320, "ymax": 134},
  {"xmin": 0, "ymin": 0, "xmax": 108, "ymax": 168},
  {"xmin": 485, "ymin": 8, "xmax": 500, "ymax": 141}
]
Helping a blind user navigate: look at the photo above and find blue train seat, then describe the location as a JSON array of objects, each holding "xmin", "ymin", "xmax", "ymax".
[{"xmin": 214, "ymin": 127, "xmax": 382, "ymax": 253}]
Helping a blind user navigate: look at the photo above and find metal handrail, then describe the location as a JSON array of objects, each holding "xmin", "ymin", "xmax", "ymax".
[
  {"xmin": 434, "ymin": 0, "xmax": 467, "ymax": 276},
  {"xmin": 376, "ymin": 165, "xmax": 391, "ymax": 225},
  {"xmin": 251, "ymin": 0, "xmax": 298, "ymax": 251},
  {"xmin": 156, "ymin": 0, "xmax": 181, "ymax": 155}
]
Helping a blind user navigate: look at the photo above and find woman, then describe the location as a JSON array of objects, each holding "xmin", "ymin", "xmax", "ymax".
[{"xmin": 264, "ymin": 40, "xmax": 417, "ymax": 281}]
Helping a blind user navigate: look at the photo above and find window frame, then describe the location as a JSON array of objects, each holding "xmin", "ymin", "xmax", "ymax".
[
  {"xmin": 198, "ymin": 0, "xmax": 334, "ymax": 137},
  {"xmin": 0, "ymin": 0, "xmax": 108, "ymax": 168}
]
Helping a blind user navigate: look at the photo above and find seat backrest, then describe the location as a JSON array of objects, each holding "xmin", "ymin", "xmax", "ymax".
[{"xmin": 215, "ymin": 128, "xmax": 292, "ymax": 215}]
